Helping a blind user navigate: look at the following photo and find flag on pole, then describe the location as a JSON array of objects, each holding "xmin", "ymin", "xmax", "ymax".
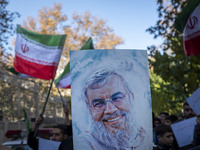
[
  {"xmin": 54, "ymin": 37, "xmax": 94, "ymax": 88},
  {"xmin": 14, "ymin": 25, "xmax": 66, "ymax": 80},
  {"xmin": 175, "ymin": 0, "xmax": 200, "ymax": 56}
]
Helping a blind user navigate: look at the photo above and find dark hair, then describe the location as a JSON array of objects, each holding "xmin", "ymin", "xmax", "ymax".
[
  {"xmin": 155, "ymin": 124, "xmax": 173, "ymax": 137},
  {"xmin": 183, "ymin": 102, "xmax": 189, "ymax": 107},
  {"xmin": 170, "ymin": 115, "xmax": 178, "ymax": 123},
  {"xmin": 53, "ymin": 124, "xmax": 68, "ymax": 135},
  {"xmin": 159, "ymin": 112, "xmax": 169, "ymax": 116},
  {"xmin": 84, "ymin": 69, "xmax": 131, "ymax": 104},
  {"xmin": 153, "ymin": 117, "xmax": 161, "ymax": 128},
  {"xmin": 164, "ymin": 116, "xmax": 172, "ymax": 121},
  {"xmin": 154, "ymin": 117, "xmax": 161, "ymax": 123}
]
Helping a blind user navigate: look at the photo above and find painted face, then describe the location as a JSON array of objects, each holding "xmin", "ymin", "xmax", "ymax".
[
  {"xmin": 87, "ymin": 75, "xmax": 131, "ymax": 132},
  {"xmin": 51, "ymin": 128, "xmax": 67, "ymax": 142},
  {"xmin": 158, "ymin": 132, "xmax": 174, "ymax": 146}
]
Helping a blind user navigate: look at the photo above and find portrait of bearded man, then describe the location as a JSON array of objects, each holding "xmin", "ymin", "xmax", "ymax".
[{"xmin": 70, "ymin": 50, "xmax": 152, "ymax": 150}]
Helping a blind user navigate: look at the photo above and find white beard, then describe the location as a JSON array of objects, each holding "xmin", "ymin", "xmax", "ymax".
[{"xmin": 90, "ymin": 109, "xmax": 143, "ymax": 149}]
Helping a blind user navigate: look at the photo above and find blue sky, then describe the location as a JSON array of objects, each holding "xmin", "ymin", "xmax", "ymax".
[{"xmin": 7, "ymin": 0, "xmax": 161, "ymax": 52}]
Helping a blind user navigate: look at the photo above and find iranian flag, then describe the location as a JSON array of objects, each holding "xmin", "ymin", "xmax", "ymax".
[
  {"xmin": 54, "ymin": 37, "xmax": 94, "ymax": 88},
  {"xmin": 14, "ymin": 25, "xmax": 66, "ymax": 80},
  {"xmin": 175, "ymin": 0, "xmax": 200, "ymax": 56}
]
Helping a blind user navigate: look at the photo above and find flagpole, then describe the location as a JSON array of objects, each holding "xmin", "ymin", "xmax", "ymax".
[
  {"xmin": 56, "ymin": 87, "xmax": 65, "ymax": 108},
  {"xmin": 34, "ymin": 79, "xmax": 54, "ymax": 137}
]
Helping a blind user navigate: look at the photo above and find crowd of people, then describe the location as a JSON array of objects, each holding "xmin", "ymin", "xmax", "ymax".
[
  {"xmin": 28, "ymin": 101, "xmax": 200, "ymax": 150},
  {"xmin": 27, "ymin": 104, "xmax": 73, "ymax": 150},
  {"xmin": 153, "ymin": 102, "xmax": 200, "ymax": 150},
  {"xmin": 26, "ymin": 93, "xmax": 200, "ymax": 150}
]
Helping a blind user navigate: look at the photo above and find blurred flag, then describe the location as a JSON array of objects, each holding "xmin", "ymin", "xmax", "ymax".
[
  {"xmin": 54, "ymin": 37, "xmax": 94, "ymax": 88},
  {"xmin": 14, "ymin": 25, "xmax": 66, "ymax": 80},
  {"xmin": 175, "ymin": 0, "xmax": 200, "ymax": 56},
  {"xmin": 23, "ymin": 109, "xmax": 32, "ymax": 135},
  {"xmin": 7, "ymin": 67, "xmax": 32, "ymax": 78}
]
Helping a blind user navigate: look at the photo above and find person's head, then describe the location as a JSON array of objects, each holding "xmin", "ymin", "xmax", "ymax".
[
  {"xmin": 183, "ymin": 102, "xmax": 195, "ymax": 119},
  {"xmin": 155, "ymin": 124, "xmax": 174, "ymax": 147},
  {"xmin": 163, "ymin": 116, "xmax": 172, "ymax": 126},
  {"xmin": 153, "ymin": 117, "xmax": 161, "ymax": 128},
  {"xmin": 84, "ymin": 69, "xmax": 134, "ymax": 131},
  {"xmin": 159, "ymin": 112, "xmax": 169, "ymax": 123},
  {"xmin": 169, "ymin": 114, "xmax": 178, "ymax": 123},
  {"xmin": 51, "ymin": 125, "xmax": 68, "ymax": 142},
  {"xmin": 84, "ymin": 69, "xmax": 141, "ymax": 147}
]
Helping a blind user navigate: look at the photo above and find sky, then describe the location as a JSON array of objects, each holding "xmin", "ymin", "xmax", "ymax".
[{"xmin": 6, "ymin": 0, "xmax": 162, "ymax": 53}]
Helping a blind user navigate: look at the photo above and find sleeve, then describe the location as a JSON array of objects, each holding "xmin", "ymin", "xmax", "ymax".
[
  {"xmin": 58, "ymin": 136, "xmax": 73, "ymax": 150},
  {"xmin": 193, "ymin": 124, "xmax": 200, "ymax": 146},
  {"xmin": 27, "ymin": 131, "xmax": 39, "ymax": 150}
]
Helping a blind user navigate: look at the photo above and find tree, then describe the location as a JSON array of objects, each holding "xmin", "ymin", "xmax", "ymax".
[
  {"xmin": 150, "ymin": 70, "xmax": 182, "ymax": 116},
  {"xmin": 20, "ymin": 3, "xmax": 124, "ymax": 116},
  {"xmin": 0, "ymin": 0, "xmax": 20, "ymax": 52},
  {"xmin": 147, "ymin": 0, "xmax": 200, "ymax": 115},
  {"xmin": 0, "ymin": 0, "xmax": 19, "ymax": 69},
  {"xmin": 22, "ymin": 3, "xmax": 123, "ymax": 92},
  {"xmin": 0, "ymin": 48, "xmax": 13, "ymax": 69},
  {"xmin": 22, "ymin": 3, "xmax": 123, "ymax": 58}
]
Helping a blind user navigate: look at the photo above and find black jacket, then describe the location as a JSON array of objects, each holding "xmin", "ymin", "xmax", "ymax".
[
  {"xmin": 58, "ymin": 136, "xmax": 73, "ymax": 150},
  {"xmin": 27, "ymin": 131, "xmax": 38, "ymax": 150},
  {"xmin": 193, "ymin": 124, "xmax": 200, "ymax": 146}
]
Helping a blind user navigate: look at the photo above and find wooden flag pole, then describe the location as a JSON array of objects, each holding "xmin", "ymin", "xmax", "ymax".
[
  {"xmin": 41, "ymin": 79, "xmax": 54, "ymax": 116},
  {"xmin": 34, "ymin": 79, "xmax": 54, "ymax": 137}
]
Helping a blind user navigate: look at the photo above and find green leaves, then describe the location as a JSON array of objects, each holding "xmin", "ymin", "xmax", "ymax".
[
  {"xmin": 148, "ymin": 0, "xmax": 200, "ymax": 115},
  {"xmin": 0, "ymin": 0, "xmax": 20, "ymax": 51}
]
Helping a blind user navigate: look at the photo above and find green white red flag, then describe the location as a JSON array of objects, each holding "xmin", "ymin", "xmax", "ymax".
[
  {"xmin": 14, "ymin": 25, "xmax": 66, "ymax": 80},
  {"xmin": 175, "ymin": 0, "xmax": 200, "ymax": 56},
  {"xmin": 54, "ymin": 37, "xmax": 94, "ymax": 88}
]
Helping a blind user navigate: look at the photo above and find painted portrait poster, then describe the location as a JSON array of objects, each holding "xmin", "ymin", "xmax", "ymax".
[{"xmin": 70, "ymin": 50, "xmax": 152, "ymax": 150}]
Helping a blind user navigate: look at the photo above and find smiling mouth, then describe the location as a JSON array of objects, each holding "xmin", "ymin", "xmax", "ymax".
[
  {"xmin": 103, "ymin": 115, "xmax": 123, "ymax": 122},
  {"xmin": 107, "ymin": 116, "xmax": 121, "ymax": 122},
  {"xmin": 101, "ymin": 111, "xmax": 126, "ymax": 123}
]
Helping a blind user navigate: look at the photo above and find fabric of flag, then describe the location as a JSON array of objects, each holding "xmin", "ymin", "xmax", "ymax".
[
  {"xmin": 23, "ymin": 109, "xmax": 32, "ymax": 135},
  {"xmin": 175, "ymin": 0, "xmax": 200, "ymax": 33},
  {"xmin": 14, "ymin": 25, "xmax": 66, "ymax": 80},
  {"xmin": 7, "ymin": 67, "xmax": 19, "ymax": 75},
  {"xmin": 184, "ymin": 3, "xmax": 200, "ymax": 56},
  {"xmin": 54, "ymin": 37, "xmax": 94, "ymax": 88},
  {"xmin": 7, "ymin": 67, "xmax": 33, "ymax": 78},
  {"xmin": 175, "ymin": 0, "xmax": 200, "ymax": 56}
]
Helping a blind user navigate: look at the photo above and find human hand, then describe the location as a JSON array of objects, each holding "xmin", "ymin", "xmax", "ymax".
[
  {"xmin": 64, "ymin": 105, "xmax": 69, "ymax": 117},
  {"xmin": 35, "ymin": 116, "xmax": 43, "ymax": 127},
  {"xmin": 31, "ymin": 116, "xmax": 43, "ymax": 132}
]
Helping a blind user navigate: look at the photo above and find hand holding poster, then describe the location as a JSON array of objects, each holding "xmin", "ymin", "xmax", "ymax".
[{"xmin": 70, "ymin": 49, "xmax": 152, "ymax": 150}]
